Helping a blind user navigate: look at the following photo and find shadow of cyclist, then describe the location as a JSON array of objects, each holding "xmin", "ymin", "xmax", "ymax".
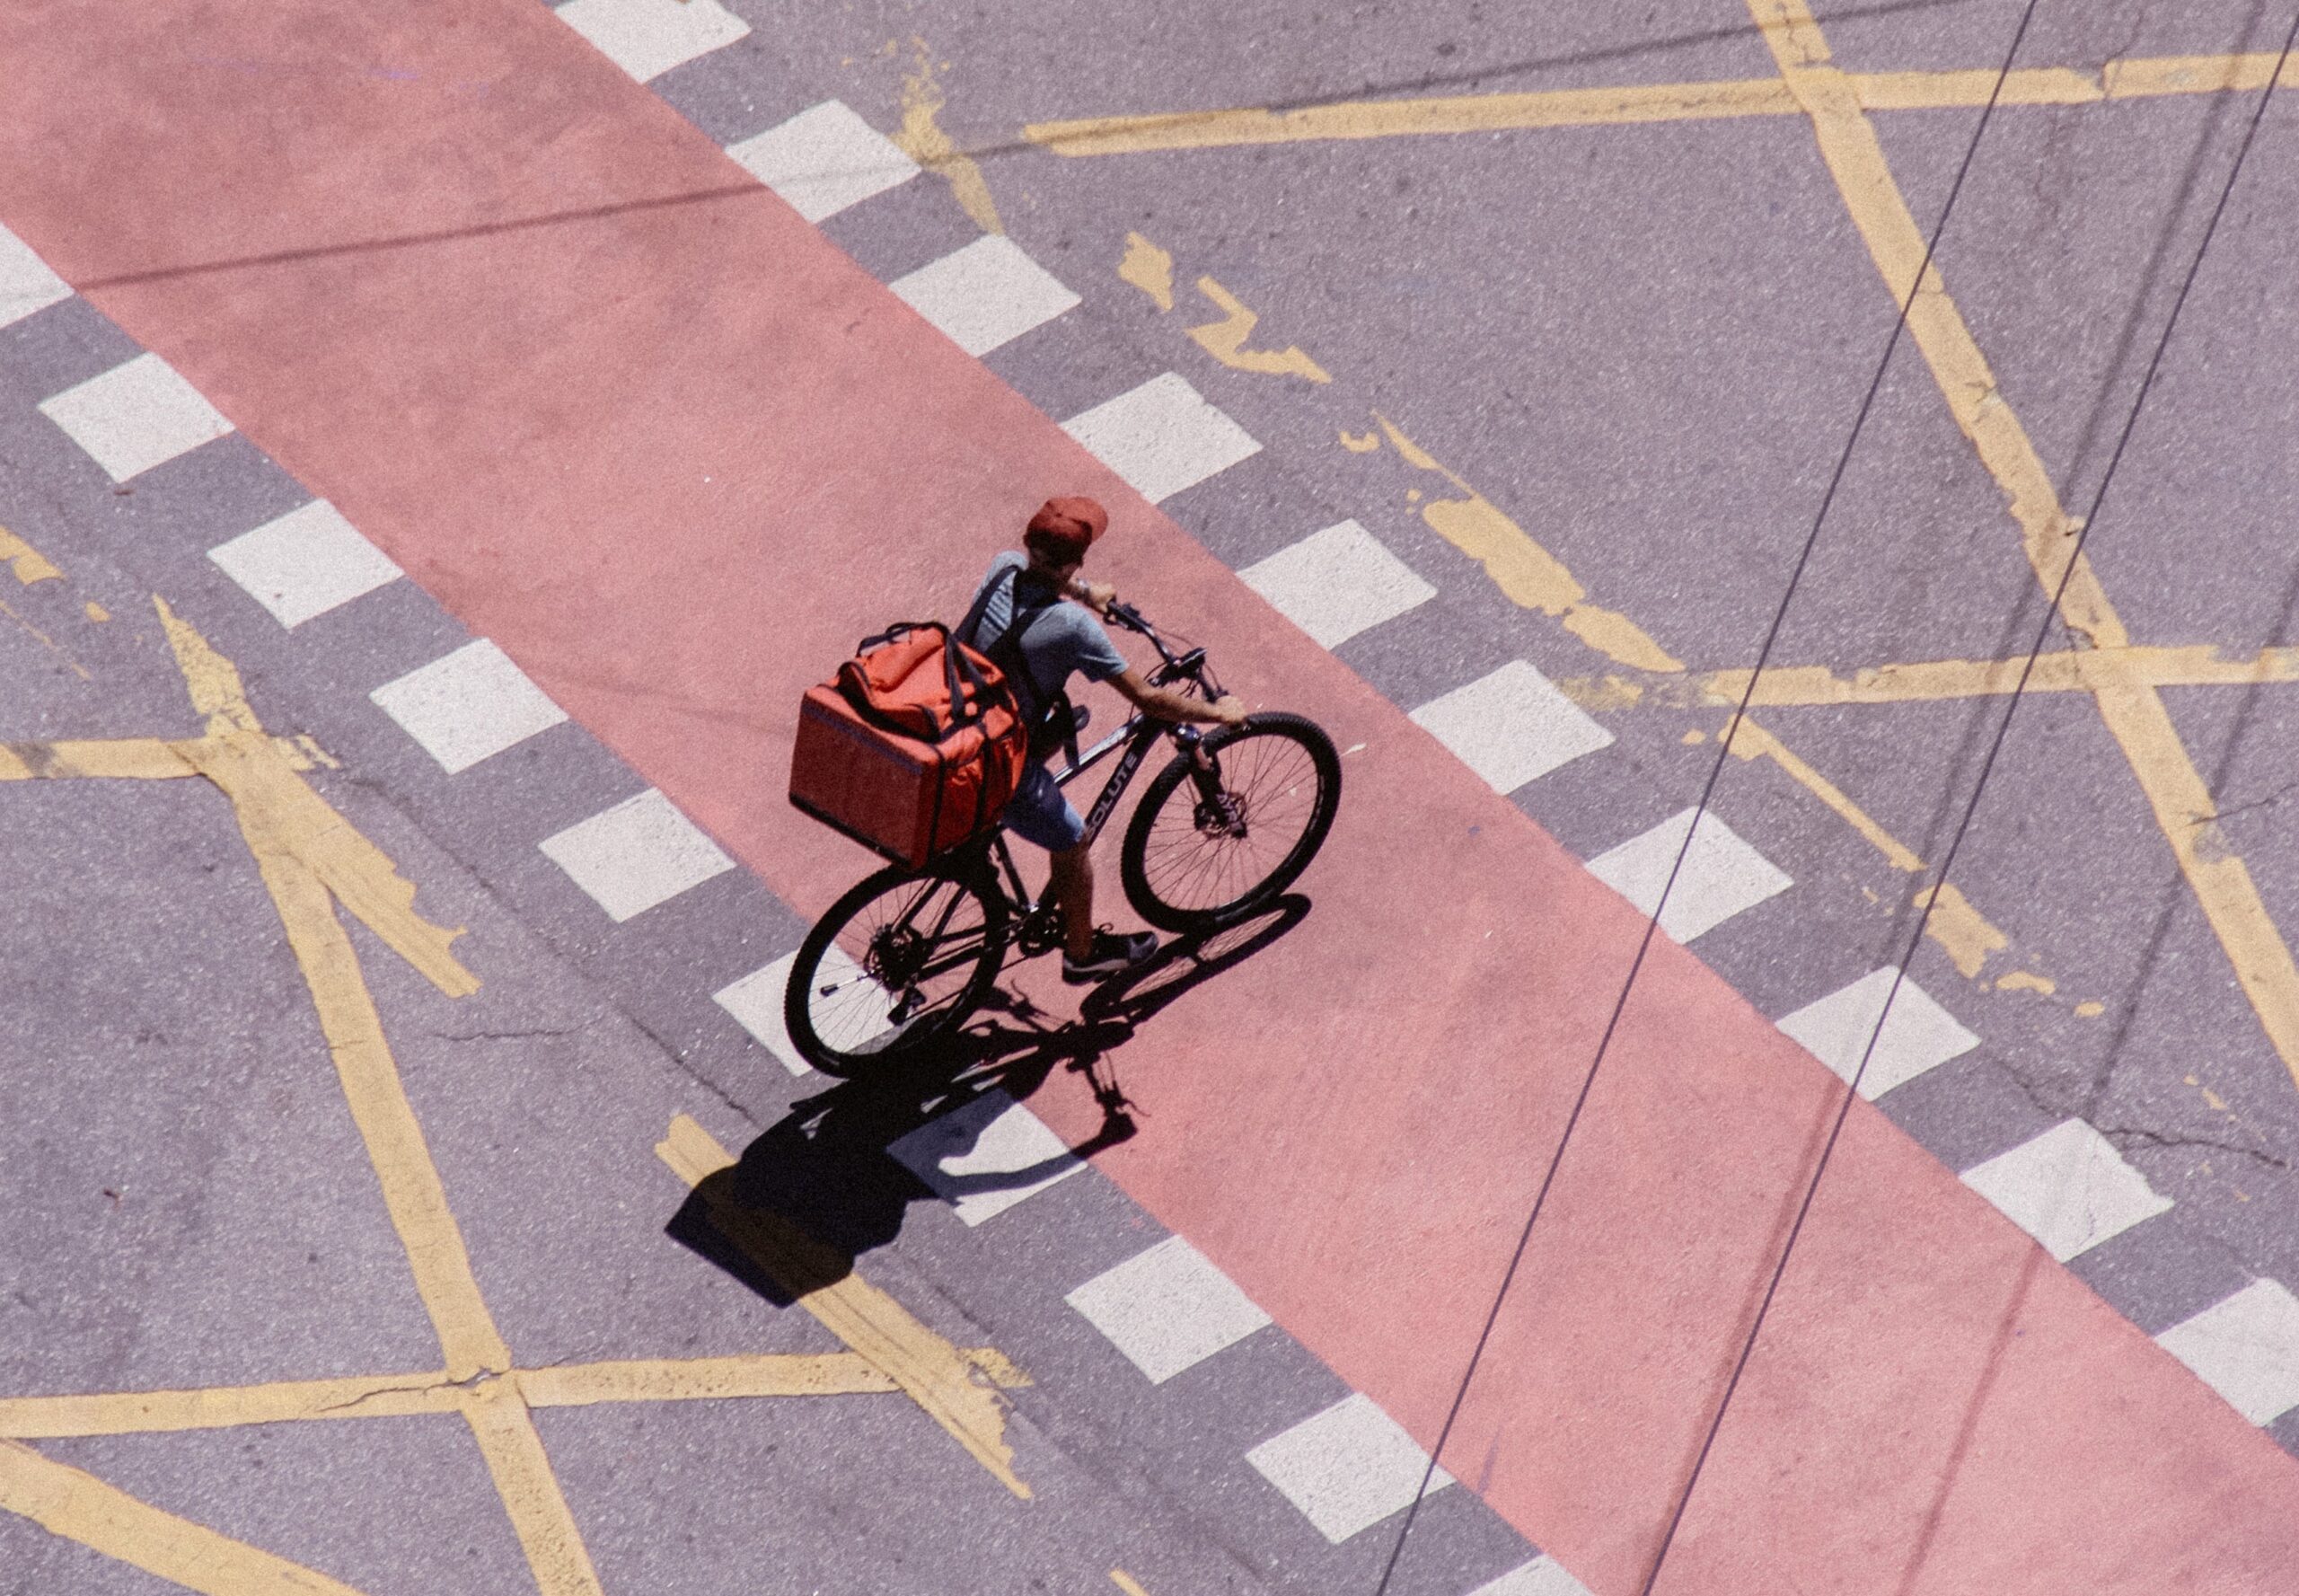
[{"xmin": 666, "ymin": 895, "xmax": 1310, "ymax": 1306}]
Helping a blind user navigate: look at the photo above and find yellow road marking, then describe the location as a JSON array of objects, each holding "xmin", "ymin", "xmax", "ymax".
[
  {"xmin": 154, "ymin": 599, "xmax": 475, "ymax": 998},
  {"xmin": 1110, "ymin": 1572, "xmax": 1153, "ymax": 1596},
  {"xmin": 0, "ymin": 1347, "xmax": 1034, "ymax": 1440},
  {"xmin": 1367, "ymin": 416, "xmax": 1683, "ymax": 673},
  {"xmin": 1722, "ymin": 718, "xmax": 1921, "ymax": 872},
  {"xmin": 459, "ymin": 1379, "xmax": 604, "ymax": 1596},
  {"xmin": 1749, "ymin": 0, "xmax": 2299, "ymax": 1091},
  {"xmin": 1025, "ymin": 51, "xmax": 2299, "ymax": 156},
  {"xmin": 1119, "ymin": 232, "xmax": 1176, "ymax": 311},
  {"xmin": 0, "ymin": 595, "xmax": 91, "ymax": 680},
  {"xmin": 656, "ymin": 1114, "xmax": 1034, "ymax": 1498},
  {"xmin": 1702, "ymin": 642, "xmax": 2299, "ymax": 707},
  {"xmin": 897, "ymin": 39, "xmax": 1002, "ymax": 234},
  {"xmin": 0, "ymin": 527, "xmax": 61, "ymax": 585},
  {"xmin": 0, "ymin": 1439, "xmax": 369, "ymax": 1596},
  {"xmin": 1721, "ymin": 719, "xmax": 2014, "ymax": 975},
  {"xmin": 0, "ymin": 738, "xmax": 198, "ymax": 780},
  {"xmin": 0, "ymin": 1373, "xmax": 470, "ymax": 1436},
  {"xmin": 144, "ymin": 601, "xmax": 600, "ymax": 1596},
  {"xmin": 1186, "ymin": 278, "xmax": 1332, "ymax": 383}
]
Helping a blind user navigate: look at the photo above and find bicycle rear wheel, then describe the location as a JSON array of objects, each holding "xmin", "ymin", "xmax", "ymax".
[
  {"xmin": 783, "ymin": 863, "xmax": 1008, "ymax": 1076},
  {"xmin": 1120, "ymin": 712, "xmax": 1341, "ymax": 934}
]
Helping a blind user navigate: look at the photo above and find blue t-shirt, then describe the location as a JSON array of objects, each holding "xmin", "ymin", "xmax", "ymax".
[{"xmin": 967, "ymin": 551, "xmax": 1128, "ymax": 727}]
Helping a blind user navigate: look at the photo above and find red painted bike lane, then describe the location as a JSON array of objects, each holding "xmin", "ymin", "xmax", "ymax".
[{"xmin": 7, "ymin": 4, "xmax": 2295, "ymax": 1589}]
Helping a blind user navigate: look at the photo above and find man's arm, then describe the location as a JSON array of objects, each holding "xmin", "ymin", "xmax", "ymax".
[{"xmin": 1107, "ymin": 667, "xmax": 1246, "ymax": 727}]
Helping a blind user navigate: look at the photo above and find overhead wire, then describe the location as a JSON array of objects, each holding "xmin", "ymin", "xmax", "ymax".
[
  {"xmin": 1364, "ymin": 0, "xmax": 2062, "ymax": 1588},
  {"xmin": 1627, "ymin": 11, "xmax": 2299, "ymax": 1591}
]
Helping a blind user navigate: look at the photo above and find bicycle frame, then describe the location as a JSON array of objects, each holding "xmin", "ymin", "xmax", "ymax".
[{"xmin": 982, "ymin": 636, "xmax": 1214, "ymax": 920}]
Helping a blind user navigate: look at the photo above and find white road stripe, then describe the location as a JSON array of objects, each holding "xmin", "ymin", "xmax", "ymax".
[{"xmin": 1061, "ymin": 373, "xmax": 1261, "ymax": 504}]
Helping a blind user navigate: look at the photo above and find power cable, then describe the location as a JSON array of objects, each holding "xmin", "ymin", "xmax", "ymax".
[
  {"xmin": 1629, "ymin": 13, "xmax": 2299, "ymax": 1592},
  {"xmin": 1369, "ymin": 3, "xmax": 2056, "ymax": 1589}
]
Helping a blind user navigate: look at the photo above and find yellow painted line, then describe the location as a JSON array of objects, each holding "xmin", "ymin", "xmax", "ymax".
[
  {"xmin": 1722, "ymin": 719, "xmax": 1922, "ymax": 872},
  {"xmin": 0, "ymin": 1348, "xmax": 1029, "ymax": 1439},
  {"xmin": 0, "ymin": 738, "xmax": 198, "ymax": 780},
  {"xmin": 142, "ymin": 600, "xmax": 599, "ymax": 1592},
  {"xmin": 1367, "ymin": 416, "xmax": 1683, "ymax": 673},
  {"xmin": 154, "ymin": 598, "xmax": 476, "ymax": 998},
  {"xmin": 657, "ymin": 1115, "xmax": 1035, "ymax": 1498},
  {"xmin": 1722, "ymin": 718, "xmax": 2013, "ymax": 975},
  {"xmin": 897, "ymin": 39, "xmax": 1002, "ymax": 234},
  {"xmin": 1119, "ymin": 231, "xmax": 1176, "ymax": 311},
  {"xmin": 460, "ymin": 1379, "xmax": 604, "ymax": 1596},
  {"xmin": 1025, "ymin": 52, "xmax": 2299, "ymax": 156},
  {"xmin": 0, "ymin": 526, "xmax": 62, "ymax": 585},
  {"xmin": 0, "ymin": 1439, "xmax": 369, "ymax": 1596},
  {"xmin": 1705, "ymin": 642, "xmax": 2299, "ymax": 706},
  {"xmin": 0, "ymin": 594, "xmax": 90, "ymax": 680},
  {"xmin": 236, "ymin": 834, "xmax": 601, "ymax": 1594},
  {"xmin": 1110, "ymin": 1572, "xmax": 1153, "ymax": 1596},
  {"xmin": 1749, "ymin": 0, "xmax": 2299, "ymax": 1089},
  {"xmin": 237, "ymin": 826, "xmax": 508, "ymax": 1378},
  {"xmin": 1029, "ymin": 77, "xmax": 1798, "ymax": 154},
  {"xmin": 1186, "ymin": 278, "xmax": 1332, "ymax": 383},
  {"xmin": 0, "ymin": 1373, "xmax": 466, "ymax": 1437}
]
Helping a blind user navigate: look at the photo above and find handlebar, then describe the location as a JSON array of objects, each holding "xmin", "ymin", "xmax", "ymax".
[{"xmin": 1105, "ymin": 598, "xmax": 1153, "ymax": 636}]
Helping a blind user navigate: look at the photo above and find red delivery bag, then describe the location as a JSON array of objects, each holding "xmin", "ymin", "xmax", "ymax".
[{"xmin": 789, "ymin": 619, "xmax": 1029, "ymax": 869}]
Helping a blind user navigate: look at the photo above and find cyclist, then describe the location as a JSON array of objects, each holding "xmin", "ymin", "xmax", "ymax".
[{"xmin": 966, "ymin": 496, "xmax": 1246, "ymax": 983}]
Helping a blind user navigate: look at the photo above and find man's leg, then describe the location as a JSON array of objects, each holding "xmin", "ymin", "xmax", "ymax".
[{"xmin": 1050, "ymin": 842, "xmax": 1097, "ymax": 962}]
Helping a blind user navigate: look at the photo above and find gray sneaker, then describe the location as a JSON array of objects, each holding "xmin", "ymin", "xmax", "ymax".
[{"xmin": 1062, "ymin": 929, "xmax": 1158, "ymax": 984}]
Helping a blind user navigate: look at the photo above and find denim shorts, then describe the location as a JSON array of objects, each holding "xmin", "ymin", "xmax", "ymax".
[{"xmin": 1002, "ymin": 760, "xmax": 1085, "ymax": 851}]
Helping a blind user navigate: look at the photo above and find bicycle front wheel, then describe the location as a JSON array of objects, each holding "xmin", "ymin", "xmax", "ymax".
[
  {"xmin": 783, "ymin": 863, "xmax": 1008, "ymax": 1076},
  {"xmin": 1120, "ymin": 712, "xmax": 1342, "ymax": 934}
]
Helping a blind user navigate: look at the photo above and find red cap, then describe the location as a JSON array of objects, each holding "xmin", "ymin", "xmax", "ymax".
[{"xmin": 1024, "ymin": 496, "xmax": 1108, "ymax": 562}]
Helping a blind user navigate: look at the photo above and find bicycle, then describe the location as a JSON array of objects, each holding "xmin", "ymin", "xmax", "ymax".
[{"xmin": 784, "ymin": 600, "xmax": 1341, "ymax": 1075}]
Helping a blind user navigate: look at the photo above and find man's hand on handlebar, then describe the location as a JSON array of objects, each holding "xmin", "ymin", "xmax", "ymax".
[{"xmin": 1067, "ymin": 577, "xmax": 1118, "ymax": 615}]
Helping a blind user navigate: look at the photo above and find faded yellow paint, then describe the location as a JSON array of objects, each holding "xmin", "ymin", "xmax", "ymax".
[
  {"xmin": 1705, "ymin": 642, "xmax": 2299, "ymax": 707},
  {"xmin": 896, "ymin": 41, "xmax": 1002, "ymax": 234},
  {"xmin": 658, "ymin": 1115, "xmax": 1034, "ymax": 1498},
  {"xmin": 246, "ymin": 844, "xmax": 509, "ymax": 1380},
  {"xmin": 84, "ymin": 601, "xmax": 109, "ymax": 622},
  {"xmin": 1028, "ymin": 77, "xmax": 1800, "ymax": 154},
  {"xmin": 1723, "ymin": 719, "xmax": 1922, "ymax": 873},
  {"xmin": 0, "ymin": 1348, "xmax": 1031, "ymax": 1442},
  {"xmin": 1118, "ymin": 232, "xmax": 1176, "ymax": 311},
  {"xmin": 1750, "ymin": 0, "xmax": 2299, "ymax": 1090},
  {"xmin": 1110, "ymin": 1573, "xmax": 1154, "ymax": 1596},
  {"xmin": 0, "ymin": 528, "xmax": 61, "ymax": 585},
  {"xmin": 1724, "ymin": 719, "xmax": 2016, "ymax": 976},
  {"xmin": 2075, "ymin": 1000, "xmax": 2107, "ymax": 1018},
  {"xmin": 1993, "ymin": 970, "xmax": 2057, "ymax": 996},
  {"xmin": 522, "ymin": 1350, "xmax": 1027, "ymax": 1408},
  {"xmin": 0, "ymin": 1373, "xmax": 464, "ymax": 1438},
  {"xmin": 144, "ymin": 599, "xmax": 598, "ymax": 1594},
  {"xmin": 157, "ymin": 598, "xmax": 475, "ymax": 998},
  {"xmin": 0, "ymin": 1440, "xmax": 369, "ymax": 1596},
  {"xmin": 1026, "ymin": 53, "xmax": 2299, "ymax": 158},
  {"xmin": 1368, "ymin": 415, "xmax": 1683, "ymax": 673},
  {"xmin": 1187, "ymin": 278, "xmax": 1332, "ymax": 383},
  {"xmin": 1338, "ymin": 428, "xmax": 1381, "ymax": 453},
  {"xmin": 0, "ymin": 738, "xmax": 197, "ymax": 781},
  {"xmin": 0, "ymin": 596, "xmax": 90, "ymax": 681},
  {"xmin": 1914, "ymin": 884, "xmax": 2010, "ymax": 979}
]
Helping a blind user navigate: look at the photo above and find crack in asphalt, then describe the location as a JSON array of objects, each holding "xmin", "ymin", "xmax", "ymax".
[{"xmin": 318, "ymin": 1363, "xmax": 505, "ymax": 1415}]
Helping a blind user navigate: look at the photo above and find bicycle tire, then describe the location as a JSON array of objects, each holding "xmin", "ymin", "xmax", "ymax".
[
  {"xmin": 783, "ymin": 862, "xmax": 1008, "ymax": 1076},
  {"xmin": 1119, "ymin": 712, "xmax": 1342, "ymax": 934}
]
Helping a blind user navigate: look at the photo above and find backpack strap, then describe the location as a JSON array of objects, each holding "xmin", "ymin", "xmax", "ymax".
[{"xmin": 961, "ymin": 564, "xmax": 1062, "ymax": 728}]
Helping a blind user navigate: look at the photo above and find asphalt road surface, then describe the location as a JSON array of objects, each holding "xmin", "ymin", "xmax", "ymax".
[{"xmin": 4, "ymin": 3, "xmax": 2299, "ymax": 1594}]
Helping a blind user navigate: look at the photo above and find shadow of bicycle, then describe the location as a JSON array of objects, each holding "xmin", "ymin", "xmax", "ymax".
[{"xmin": 667, "ymin": 895, "xmax": 1312, "ymax": 1304}]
